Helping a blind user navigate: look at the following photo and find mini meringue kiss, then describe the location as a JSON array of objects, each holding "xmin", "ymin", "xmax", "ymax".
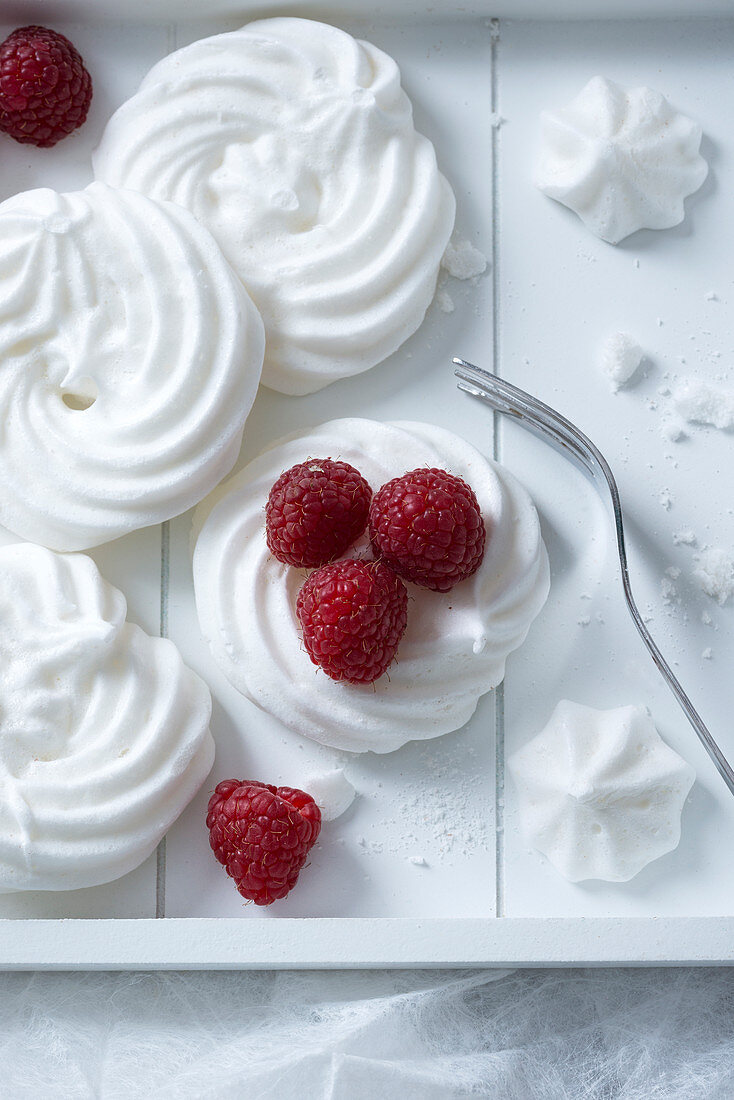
[
  {"xmin": 93, "ymin": 17, "xmax": 456, "ymax": 395},
  {"xmin": 192, "ymin": 418, "xmax": 549, "ymax": 754},
  {"xmin": 535, "ymin": 76, "xmax": 708, "ymax": 244},
  {"xmin": 509, "ymin": 701, "xmax": 695, "ymax": 882},
  {"xmin": 0, "ymin": 544, "xmax": 214, "ymax": 892},
  {"xmin": 0, "ymin": 181, "xmax": 264, "ymax": 551}
]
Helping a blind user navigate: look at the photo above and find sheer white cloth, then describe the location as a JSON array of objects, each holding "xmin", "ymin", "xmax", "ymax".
[{"xmin": 2, "ymin": 967, "xmax": 734, "ymax": 1098}]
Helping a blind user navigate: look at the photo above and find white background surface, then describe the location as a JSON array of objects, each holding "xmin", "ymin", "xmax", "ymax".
[{"xmin": 0, "ymin": 6, "xmax": 733, "ymax": 960}]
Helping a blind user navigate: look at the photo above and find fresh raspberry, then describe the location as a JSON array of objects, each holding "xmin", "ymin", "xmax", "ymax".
[
  {"xmin": 206, "ymin": 779, "xmax": 321, "ymax": 905},
  {"xmin": 369, "ymin": 468, "xmax": 486, "ymax": 592},
  {"xmin": 265, "ymin": 458, "xmax": 372, "ymax": 568},
  {"xmin": 0, "ymin": 26, "xmax": 92, "ymax": 148},
  {"xmin": 296, "ymin": 558, "xmax": 408, "ymax": 684}
]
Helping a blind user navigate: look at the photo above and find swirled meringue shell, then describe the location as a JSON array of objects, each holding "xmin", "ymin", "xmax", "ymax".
[
  {"xmin": 535, "ymin": 76, "xmax": 708, "ymax": 243},
  {"xmin": 192, "ymin": 419, "xmax": 550, "ymax": 754},
  {"xmin": 0, "ymin": 544, "xmax": 214, "ymax": 892},
  {"xmin": 0, "ymin": 182, "xmax": 264, "ymax": 551},
  {"xmin": 93, "ymin": 18, "xmax": 456, "ymax": 395}
]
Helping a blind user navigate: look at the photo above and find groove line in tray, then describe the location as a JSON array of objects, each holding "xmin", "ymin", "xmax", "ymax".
[{"xmin": 490, "ymin": 17, "xmax": 506, "ymax": 919}]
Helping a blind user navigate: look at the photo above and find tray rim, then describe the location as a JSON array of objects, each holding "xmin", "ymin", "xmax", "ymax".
[{"xmin": 1, "ymin": 916, "xmax": 733, "ymax": 969}]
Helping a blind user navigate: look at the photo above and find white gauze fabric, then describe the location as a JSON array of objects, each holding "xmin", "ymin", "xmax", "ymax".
[{"xmin": 1, "ymin": 968, "xmax": 734, "ymax": 1098}]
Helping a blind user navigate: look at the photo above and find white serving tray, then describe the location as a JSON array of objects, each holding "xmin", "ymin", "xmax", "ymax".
[{"xmin": 1, "ymin": 3, "xmax": 733, "ymax": 968}]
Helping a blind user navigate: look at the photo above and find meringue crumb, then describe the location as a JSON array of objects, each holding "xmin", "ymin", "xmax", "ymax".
[
  {"xmin": 701, "ymin": 610, "xmax": 713, "ymax": 625},
  {"xmin": 662, "ymin": 421, "xmax": 688, "ymax": 443},
  {"xmin": 659, "ymin": 489, "xmax": 673, "ymax": 511},
  {"xmin": 409, "ymin": 856, "xmax": 428, "ymax": 866},
  {"xmin": 702, "ymin": 647, "xmax": 713, "ymax": 660},
  {"xmin": 693, "ymin": 548, "xmax": 734, "ymax": 605},
  {"xmin": 302, "ymin": 769, "xmax": 356, "ymax": 821},
  {"xmin": 435, "ymin": 288, "xmax": 455, "ymax": 313},
  {"xmin": 598, "ymin": 332, "xmax": 644, "ymax": 391},
  {"xmin": 577, "ymin": 615, "xmax": 591, "ymax": 627},
  {"xmin": 673, "ymin": 530, "xmax": 697, "ymax": 547},
  {"xmin": 441, "ymin": 238, "xmax": 488, "ymax": 280},
  {"xmin": 674, "ymin": 378, "xmax": 734, "ymax": 430},
  {"xmin": 704, "ymin": 291, "xmax": 718, "ymax": 301}
]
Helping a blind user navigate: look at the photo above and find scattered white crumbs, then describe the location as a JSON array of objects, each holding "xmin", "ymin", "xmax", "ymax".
[
  {"xmin": 674, "ymin": 378, "xmax": 734, "ymax": 430},
  {"xmin": 302, "ymin": 769, "xmax": 356, "ymax": 822},
  {"xmin": 661, "ymin": 567, "xmax": 681, "ymax": 606},
  {"xmin": 577, "ymin": 615, "xmax": 591, "ymax": 627},
  {"xmin": 693, "ymin": 548, "xmax": 734, "ymax": 605},
  {"xmin": 598, "ymin": 332, "xmax": 644, "ymax": 391},
  {"xmin": 704, "ymin": 291, "xmax": 718, "ymax": 301},
  {"xmin": 673, "ymin": 530, "xmax": 697, "ymax": 547},
  {"xmin": 659, "ymin": 489, "xmax": 673, "ymax": 511},
  {"xmin": 435, "ymin": 287, "xmax": 455, "ymax": 313},
  {"xmin": 701, "ymin": 610, "xmax": 713, "ymax": 625},
  {"xmin": 409, "ymin": 856, "xmax": 427, "ymax": 866},
  {"xmin": 702, "ymin": 647, "xmax": 713, "ymax": 660},
  {"xmin": 441, "ymin": 238, "xmax": 488, "ymax": 280}
]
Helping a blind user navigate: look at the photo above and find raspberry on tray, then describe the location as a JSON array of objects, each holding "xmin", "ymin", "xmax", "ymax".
[
  {"xmin": 207, "ymin": 779, "xmax": 321, "ymax": 905},
  {"xmin": 0, "ymin": 25, "xmax": 92, "ymax": 147}
]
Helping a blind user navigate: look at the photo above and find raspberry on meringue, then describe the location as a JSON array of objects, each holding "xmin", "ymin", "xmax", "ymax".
[{"xmin": 192, "ymin": 418, "xmax": 549, "ymax": 754}]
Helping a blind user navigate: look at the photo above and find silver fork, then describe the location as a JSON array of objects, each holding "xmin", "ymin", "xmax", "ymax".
[{"xmin": 454, "ymin": 355, "xmax": 734, "ymax": 797}]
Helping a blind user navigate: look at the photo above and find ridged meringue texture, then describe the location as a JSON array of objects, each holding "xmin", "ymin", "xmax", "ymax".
[
  {"xmin": 192, "ymin": 419, "xmax": 550, "ymax": 754},
  {"xmin": 93, "ymin": 18, "xmax": 456, "ymax": 395},
  {"xmin": 535, "ymin": 76, "xmax": 708, "ymax": 244},
  {"xmin": 509, "ymin": 701, "xmax": 696, "ymax": 883},
  {"xmin": 0, "ymin": 181, "xmax": 264, "ymax": 551},
  {"xmin": 0, "ymin": 544, "xmax": 214, "ymax": 892}
]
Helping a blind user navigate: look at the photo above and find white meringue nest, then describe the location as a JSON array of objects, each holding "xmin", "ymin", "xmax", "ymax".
[{"xmin": 535, "ymin": 76, "xmax": 708, "ymax": 244}]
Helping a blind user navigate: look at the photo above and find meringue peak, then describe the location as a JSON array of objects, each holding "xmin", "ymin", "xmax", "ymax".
[{"xmin": 535, "ymin": 76, "xmax": 708, "ymax": 244}]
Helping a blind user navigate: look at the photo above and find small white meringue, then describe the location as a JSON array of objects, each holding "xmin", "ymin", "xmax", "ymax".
[
  {"xmin": 509, "ymin": 701, "xmax": 695, "ymax": 882},
  {"xmin": 535, "ymin": 76, "xmax": 708, "ymax": 243}
]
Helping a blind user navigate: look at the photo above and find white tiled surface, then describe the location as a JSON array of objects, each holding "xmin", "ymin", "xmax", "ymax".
[
  {"xmin": 497, "ymin": 18, "xmax": 734, "ymax": 917},
  {"xmin": 1, "ymin": 10, "xmax": 734, "ymax": 955}
]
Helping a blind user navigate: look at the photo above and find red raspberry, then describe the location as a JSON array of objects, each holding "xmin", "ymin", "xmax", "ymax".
[
  {"xmin": 296, "ymin": 558, "xmax": 408, "ymax": 684},
  {"xmin": 265, "ymin": 458, "xmax": 372, "ymax": 569},
  {"xmin": 369, "ymin": 468, "xmax": 486, "ymax": 592},
  {"xmin": 206, "ymin": 779, "xmax": 321, "ymax": 905},
  {"xmin": 0, "ymin": 26, "xmax": 92, "ymax": 148}
]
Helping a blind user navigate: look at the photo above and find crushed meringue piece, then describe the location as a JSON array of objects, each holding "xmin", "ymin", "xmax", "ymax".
[
  {"xmin": 693, "ymin": 548, "xmax": 734, "ymax": 605},
  {"xmin": 674, "ymin": 378, "xmax": 734, "ymax": 430},
  {"xmin": 302, "ymin": 769, "xmax": 356, "ymax": 822},
  {"xmin": 598, "ymin": 332, "xmax": 644, "ymax": 390},
  {"xmin": 441, "ymin": 238, "xmax": 488, "ymax": 280}
]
